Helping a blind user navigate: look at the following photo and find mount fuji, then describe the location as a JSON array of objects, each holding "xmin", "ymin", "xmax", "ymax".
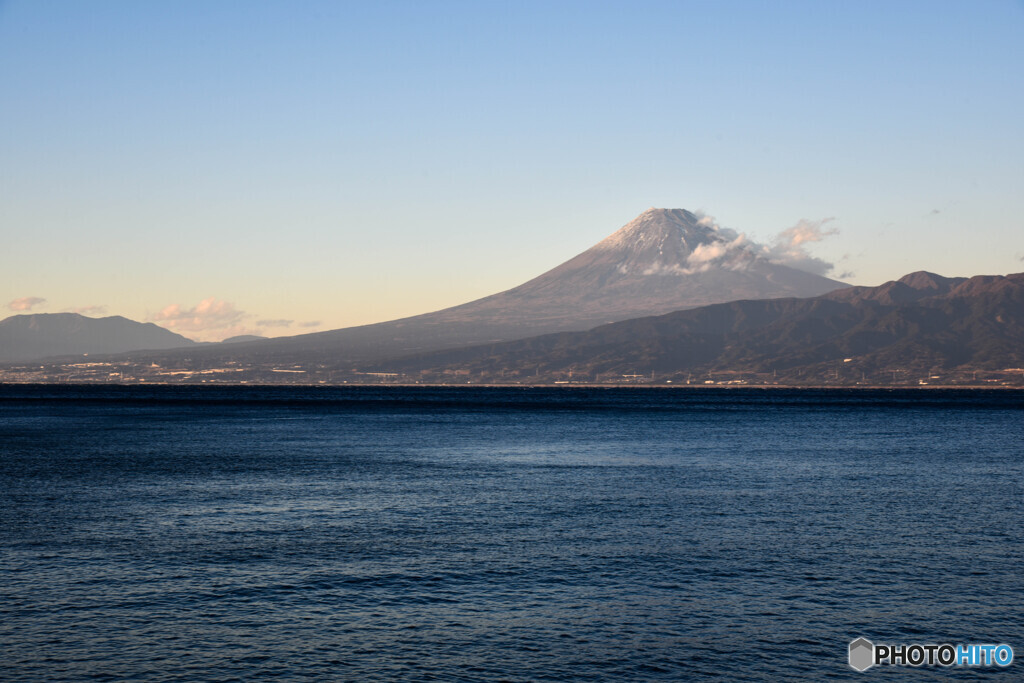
[
  {"xmin": 434, "ymin": 208, "xmax": 845, "ymax": 332},
  {"xmin": 117, "ymin": 208, "xmax": 847, "ymax": 366}
]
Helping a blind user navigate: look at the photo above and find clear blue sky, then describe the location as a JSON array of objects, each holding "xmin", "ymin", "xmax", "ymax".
[{"xmin": 2, "ymin": 0, "xmax": 1022, "ymax": 340}]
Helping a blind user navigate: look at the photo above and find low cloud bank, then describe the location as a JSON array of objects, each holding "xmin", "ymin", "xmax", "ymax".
[
  {"xmin": 151, "ymin": 298, "xmax": 249, "ymax": 341},
  {"xmin": 151, "ymin": 300, "xmax": 317, "ymax": 341}
]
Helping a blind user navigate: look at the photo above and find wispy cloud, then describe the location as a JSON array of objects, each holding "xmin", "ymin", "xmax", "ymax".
[
  {"xmin": 8, "ymin": 296, "xmax": 46, "ymax": 311},
  {"xmin": 256, "ymin": 319, "xmax": 293, "ymax": 328},
  {"xmin": 298, "ymin": 320, "xmax": 321, "ymax": 328},
  {"xmin": 765, "ymin": 217, "xmax": 838, "ymax": 276}
]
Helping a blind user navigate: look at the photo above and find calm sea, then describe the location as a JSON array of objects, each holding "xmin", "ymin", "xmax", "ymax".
[{"xmin": 1, "ymin": 385, "xmax": 1022, "ymax": 681}]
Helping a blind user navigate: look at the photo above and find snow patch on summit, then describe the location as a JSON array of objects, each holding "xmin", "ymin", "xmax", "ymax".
[
  {"xmin": 600, "ymin": 208, "xmax": 839, "ymax": 277},
  {"xmin": 599, "ymin": 209, "xmax": 767, "ymax": 276}
]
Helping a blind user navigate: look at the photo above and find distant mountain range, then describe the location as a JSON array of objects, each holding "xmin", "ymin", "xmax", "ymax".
[
  {"xmin": 367, "ymin": 271, "xmax": 1024, "ymax": 384},
  {"xmin": 0, "ymin": 313, "xmax": 195, "ymax": 363},
  {"xmin": 7, "ymin": 209, "xmax": 1020, "ymax": 387},
  {"xmin": 96, "ymin": 208, "xmax": 848, "ymax": 367}
]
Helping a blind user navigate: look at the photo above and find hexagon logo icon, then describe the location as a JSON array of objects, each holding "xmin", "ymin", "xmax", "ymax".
[{"xmin": 849, "ymin": 637, "xmax": 874, "ymax": 671}]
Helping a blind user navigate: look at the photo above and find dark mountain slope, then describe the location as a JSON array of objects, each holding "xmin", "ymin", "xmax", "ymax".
[{"xmin": 370, "ymin": 272, "xmax": 1024, "ymax": 382}]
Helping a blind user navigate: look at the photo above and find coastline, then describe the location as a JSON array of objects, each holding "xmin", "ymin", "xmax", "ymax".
[{"xmin": 2, "ymin": 381, "xmax": 1023, "ymax": 390}]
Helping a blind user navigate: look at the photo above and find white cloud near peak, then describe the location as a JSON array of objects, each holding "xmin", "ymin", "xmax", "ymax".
[{"xmin": 688, "ymin": 213, "xmax": 839, "ymax": 277}]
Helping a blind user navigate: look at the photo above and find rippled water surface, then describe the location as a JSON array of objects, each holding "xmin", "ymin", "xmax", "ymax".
[{"xmin": 1, "ymin": 385, "xmax": 1022, "ymax": 681}]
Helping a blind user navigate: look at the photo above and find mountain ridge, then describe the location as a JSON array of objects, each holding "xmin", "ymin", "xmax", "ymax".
[
  {"xmin": 4, "ymin": 271, "xmax": 1020, "ymax": 386},
  {"xmin": 0, "ymin": 312, "xmax": 195, "ymax": 363},
  {"xmin": 364, "ymin": 271, "xmax": 1024, "ymax": 384}
]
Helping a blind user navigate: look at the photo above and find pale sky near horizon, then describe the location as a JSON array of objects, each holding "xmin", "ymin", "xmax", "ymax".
[{"xmin": 2, "ymin": 1, "xmax": 1022, "ymax": 341}]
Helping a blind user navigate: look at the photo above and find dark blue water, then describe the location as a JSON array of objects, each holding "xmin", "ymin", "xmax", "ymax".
[{"xmin": 1, "ymin": 386, "xmax": 1022, "ymax": 681}]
